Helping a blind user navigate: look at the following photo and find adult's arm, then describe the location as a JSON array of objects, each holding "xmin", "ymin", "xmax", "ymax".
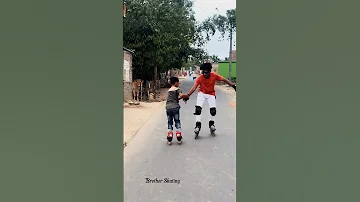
[
  {"xmin": 186, "ymin": 81, "xmax": 200, "ymax": 97},
  {"xmin": 216, "ymin": 73, "xmax": 236, "ymax": 91}
]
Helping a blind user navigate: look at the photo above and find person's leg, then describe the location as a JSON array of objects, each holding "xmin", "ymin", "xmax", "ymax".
[
  {"xmin": 174, "ymin": 108, "xmax": 181, "ymax": 131},
  {"xmin": 195, "ymin": 92, "xmax": 206, "ymax": 122},
  {"xmin": 207, "ymin": 94, "xmax": 217, "ymax": 131},
  {"xmin": 166, "ymin": 109, "xmax": 174, "ymax": 142},
  {"xmin": 173, "ymin": 108, "xmax": 182, "ymax": 142},
  {"xmin": 166, "ymin": 109, "xmax": 174, "ymax": 131},
  {"xmin": 194, "ymin": 92, "xmax": 206, "ymax": 133}
]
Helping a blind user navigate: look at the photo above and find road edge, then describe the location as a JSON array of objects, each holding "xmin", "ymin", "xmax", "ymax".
[
  {"xmin": 123, "ymin": 101, "xmax": 166, "ymax": 148},
  {"xmin": 215, "ymin": 84, "xmax": 236, "ymax": 99}
]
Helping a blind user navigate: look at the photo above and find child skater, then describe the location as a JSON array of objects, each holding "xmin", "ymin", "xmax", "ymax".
[{"xmin": 165, "ymin": 77, "xmax": 189, "ymax": 145}]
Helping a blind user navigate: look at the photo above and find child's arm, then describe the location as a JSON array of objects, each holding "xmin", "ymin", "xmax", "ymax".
[
  {"xmin": 179, "ymin": 93, "xmax": 188, "ymax": 99},
  {"xmin": 178, "ymin": 93, "xmax": 189, "ymax": 100}
]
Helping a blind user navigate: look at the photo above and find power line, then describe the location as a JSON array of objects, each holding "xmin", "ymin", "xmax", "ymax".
[
  {"xmin": 193, "ymin": 3, "xmax": 208, "ymax": 14},
  {"xmin": 193, "ymin": 0, "xmax": 212, "ymax": 13}
]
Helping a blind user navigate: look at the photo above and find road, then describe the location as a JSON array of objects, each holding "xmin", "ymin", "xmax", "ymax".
[{"xmin": 124, "ymin": 76, "xmax": 236, "ymax": 202}]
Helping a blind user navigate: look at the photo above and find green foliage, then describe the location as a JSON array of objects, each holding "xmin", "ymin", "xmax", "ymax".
[
  {"xmin": 124, "ymin": 0, "xmax": 211, "ymax": 80},
  {"xmin": 201, "ymin": 8, "xmax": 236, "ymax": 41},
  {"xmin": 200, "ymin": 8, "xmax": 236, "ymax": 80},
  {"xmin": 209, "ymin": 55, "xmax": 221, "ymax": 63}
]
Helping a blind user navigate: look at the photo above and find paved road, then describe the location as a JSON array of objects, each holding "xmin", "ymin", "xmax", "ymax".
[{"xmin": 124, "ymin": 76, "xmax": 236, "ymax": 202}]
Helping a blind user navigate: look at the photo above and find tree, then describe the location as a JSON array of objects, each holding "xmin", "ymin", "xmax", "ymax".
[
  {"xmin": 123, "ymin": 0, "xmax": 211, "ymax": 83},
  {"xmin": 209, "ymin": 55, "xmax": 221, "ymax": 63},
  {"xmin": 201, "ymin": 8, "xmax": 236, "ymax": 80}
]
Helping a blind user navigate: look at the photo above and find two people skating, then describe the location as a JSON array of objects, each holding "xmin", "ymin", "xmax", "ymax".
[{"xmin": 165, "ymin": 62, "xmax": 236, "ymax": 144}]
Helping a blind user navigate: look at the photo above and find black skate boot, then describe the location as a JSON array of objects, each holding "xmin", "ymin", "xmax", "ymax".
[
  {"xmin": 209, "ymin": 120, "xmax": 216, "ymax": 136},
  {"xmin": 194, "ymin": 122, "xmax": 201, "ymax": 139}
]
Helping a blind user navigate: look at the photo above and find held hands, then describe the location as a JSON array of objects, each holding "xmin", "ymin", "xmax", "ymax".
[{"xmin": 182, "ymin": 94, "xmax": 190, "ymax": 103}]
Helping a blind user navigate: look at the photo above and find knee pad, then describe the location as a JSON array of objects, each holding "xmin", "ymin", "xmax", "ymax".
[
  {"xmin": 209, "ymin": 120, "xmax": 215, "ymax": 127},
  {"xmin": 193, "ymin": 106, "xmax": 202, "ymax": 115},
  {"xmin": 195, "ymin": 121, "xmax": 202, "ymax": 129},
  {"xmin": 210, "ymin": 107, "xmax": 216, "ymax": 116}
]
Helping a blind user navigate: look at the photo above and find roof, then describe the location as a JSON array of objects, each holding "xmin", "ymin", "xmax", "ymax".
[{"xmin": 123, "ymin": 47, "xmax": 134, "ymax": 54}]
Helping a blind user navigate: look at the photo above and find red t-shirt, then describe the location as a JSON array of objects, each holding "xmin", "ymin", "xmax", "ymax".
[{"xmin": 195, "ymin": 72, "xmax": 224, "ymax": 96}]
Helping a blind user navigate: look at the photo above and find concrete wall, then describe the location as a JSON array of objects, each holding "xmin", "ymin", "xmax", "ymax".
[
  {"xmin": 123, "ymin": 49, "xmax": 133, "ymax": 101},
  {"xmin": 124, "ymin": 82, "xmax": 133, "ymax": 101},
  {"xmin": 212, "ymin": 63, "xmax": 219, "ymax": 73},
  {"xmin": 123, "ymin": 50, "xmax": 133, "ymax": 82}
]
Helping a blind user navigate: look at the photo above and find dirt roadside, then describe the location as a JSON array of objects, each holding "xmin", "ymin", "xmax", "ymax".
[
  {"xmin": 215, "ymin": 83, "xmax": 237, "ymax": 108},
  {"xmin": 123, "ymin": 101, "xmax": 165, "ymax": 147},
  {"xmin": 216, "ymin": 83, "xmax": 236, "ymax": 99},
  {"xmin": 123, "ymin": 77, "xmax": 185, "ymax": 147}
]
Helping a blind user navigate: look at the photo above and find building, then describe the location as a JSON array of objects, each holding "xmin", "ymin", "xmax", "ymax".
[
  {"xmin": 123, "ymin": 2, "xmax": 126, "ymax": 17},
  {"xmin": 231, "ymin": 50, "xmax": 236, "ymax": 61},
  {"xmin": 123, "ymin": 47, "xmax": 134, "ymax": 101},
  {"xmin": 212, "ymin": 63, "xmax": 219, "ymax": 73},
  {"xmin": 123, "ymin": 47, "xmax": 133, "ymax": 82}
]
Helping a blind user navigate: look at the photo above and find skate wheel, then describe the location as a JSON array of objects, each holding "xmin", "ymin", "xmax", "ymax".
[
  {"xmin": 167, "ymin": 142, "xmax": 172, "ymax": 145},
  {"xmin": 210, "ymin": 129, "xmax": 216, "ymax": 136},
  {"xmin": 178, "ymin": 141, "xmax": 182, "ymax": 145}
]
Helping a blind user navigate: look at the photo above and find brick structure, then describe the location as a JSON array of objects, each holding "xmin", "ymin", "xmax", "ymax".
[
  {"xmin": 231, "ymin": 50, "xmax": 236, "ymax": 61},
  {"xmin": 212, "ymin": 63, "xmax": 219, "ymax": 73},
  {"xmin": 123, "ymin": 47, "xmax": 134, "ymax": 101},
  {"xmin": 123, "ymin": 2, "xmax": 126, "ymax": 17},
  {"xmin": 123, "ymin": 82, "xmax": 133, "ymax": 101}
]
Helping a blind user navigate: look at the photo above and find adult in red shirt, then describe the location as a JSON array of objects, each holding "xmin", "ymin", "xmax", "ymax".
[{"xmin": 186, "ymin": 62, "xmax": 236, "ymax": 136}]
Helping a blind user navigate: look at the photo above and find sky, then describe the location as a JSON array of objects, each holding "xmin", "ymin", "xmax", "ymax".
[{"xmin": 192, "ymin": 0, "xmax": 236, "ymax": 60}]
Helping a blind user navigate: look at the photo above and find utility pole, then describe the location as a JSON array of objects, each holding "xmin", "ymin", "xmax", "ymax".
[
  {"xmin": 228, "ymin": 30, "xmax": 233, "ymax": 80},
  {"xmin": 217, "ymin": 7, "xmax": 233, "ymax": 81}
]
